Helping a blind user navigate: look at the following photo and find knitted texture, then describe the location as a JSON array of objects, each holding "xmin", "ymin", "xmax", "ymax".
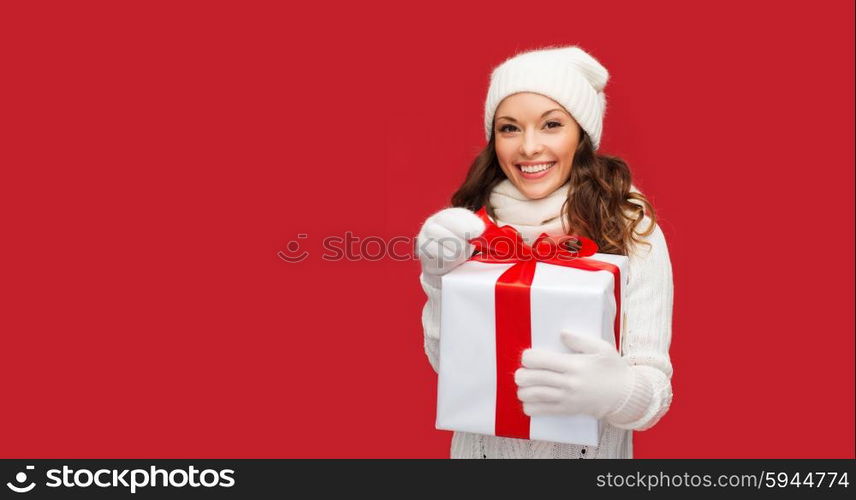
[
  {"xmin": 419, "ymin": 182, "xmax": 674, "ymax": 459},
  {"xmin": 488, "ymin": 178, "xmax": 570, "ymax": 245},
  {"xmin": 484, "ymin": 45, "xmax": 610, "ymax": 150}
]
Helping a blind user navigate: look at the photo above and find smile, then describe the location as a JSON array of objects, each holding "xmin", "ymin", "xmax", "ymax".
[{"xmin": 515, "ymin": 161, "xmax": 556, "ymax": 179}]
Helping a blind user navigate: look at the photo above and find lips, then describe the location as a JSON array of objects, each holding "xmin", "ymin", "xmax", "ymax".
[{"xmin": 515, "ymin": 161, "xmax": 556, "ymax": 180}]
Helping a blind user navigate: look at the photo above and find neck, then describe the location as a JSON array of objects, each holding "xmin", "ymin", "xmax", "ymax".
[{"xmin": 488, "ymin": 179, "xmax": 571, "ymax": 244}]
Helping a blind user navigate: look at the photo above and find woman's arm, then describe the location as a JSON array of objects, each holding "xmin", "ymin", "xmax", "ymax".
[
  {"xmin": 416, "ymin": 207, "xmax": 487, "ymax": 374},
  {"xmin": 605, "ymin": 216, "xmax": 675, "ymax": 431},
  {"xmin": 420, "ymin": 272, "xmax": 443, "ymax": 374}
]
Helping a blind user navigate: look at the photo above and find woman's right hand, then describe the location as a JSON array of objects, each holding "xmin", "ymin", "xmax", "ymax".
[{"xmin": 416, "ymin": 207, "xmax": 486, "ymax": 286}]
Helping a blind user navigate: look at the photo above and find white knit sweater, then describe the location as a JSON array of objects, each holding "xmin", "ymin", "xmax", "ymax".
[{"xmin": 419, "ymin": 179, "xmax": 675, "ymax": 459}]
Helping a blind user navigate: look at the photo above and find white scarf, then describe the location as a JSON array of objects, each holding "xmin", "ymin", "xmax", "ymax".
[{"xmin": 488, "ymin": 178, "xmax": 571, "ymax": 245}]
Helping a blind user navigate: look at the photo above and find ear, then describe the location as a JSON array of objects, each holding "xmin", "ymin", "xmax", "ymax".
[{"xmin": 559, "ymin": 330, "xmax": 610, "ymax": 355}]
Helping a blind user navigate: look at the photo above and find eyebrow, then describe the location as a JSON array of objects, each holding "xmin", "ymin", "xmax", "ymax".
[{"xmin": 496, "ymin": 109, "xmax": 566, "ymax": 123}]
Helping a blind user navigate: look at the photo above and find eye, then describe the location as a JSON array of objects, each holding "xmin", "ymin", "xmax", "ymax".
[{"xmin": 498, "ymin": 121, "xmax": 563, "ymax": 133}]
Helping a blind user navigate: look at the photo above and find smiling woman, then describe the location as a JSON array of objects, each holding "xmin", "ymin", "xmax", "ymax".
[
  {"xmin": 415, "ymin": 45, "xmax": 675, "ymax": 459},
  {"xmin": 445, "ymin": 43, "xmax": 666, "ymax": 255},
  {"xmin": 492, "ymin": 95, "xmax": 580, "ymax": 200}
]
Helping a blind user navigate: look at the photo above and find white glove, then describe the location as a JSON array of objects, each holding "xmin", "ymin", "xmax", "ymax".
[
  {"xmin": 514, "ymin": 329, "xmax": 635, "ymax": 419},
  {"xmin": 416, "ymin": 207, "xmax": 486, "ymax": 289}
]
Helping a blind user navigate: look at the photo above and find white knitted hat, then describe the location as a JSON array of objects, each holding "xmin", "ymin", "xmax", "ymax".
[{"xmin": 484, "ymin": 45, "xmax": 610, "ymax": 151}]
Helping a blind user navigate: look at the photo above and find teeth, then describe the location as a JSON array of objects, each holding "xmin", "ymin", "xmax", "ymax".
[{"xmin": 519, "ymin": 162, "xmax": 555, "ymax": 173}]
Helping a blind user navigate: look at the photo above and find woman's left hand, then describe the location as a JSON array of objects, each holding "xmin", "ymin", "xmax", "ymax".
[{"xmin": 515, "ymin": 330, "xmax": 634, "ymax": 419}]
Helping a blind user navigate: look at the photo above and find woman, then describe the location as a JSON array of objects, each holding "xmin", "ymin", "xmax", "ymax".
[{"xmin": 416, "ymin": 45, "xmax": 674, "ymax": 459}]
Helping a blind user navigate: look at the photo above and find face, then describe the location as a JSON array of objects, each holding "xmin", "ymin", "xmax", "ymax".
[{"xmin": 493, "ymin": 92, "xmax": 581, "ymax": 200}]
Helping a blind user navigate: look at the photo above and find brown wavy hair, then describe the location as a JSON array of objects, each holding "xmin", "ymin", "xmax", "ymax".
[{"xmin": 451, "ymin": 128, "xmax": 657, "ymax": 256}]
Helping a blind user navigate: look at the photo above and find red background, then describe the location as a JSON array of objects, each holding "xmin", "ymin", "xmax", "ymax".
[{"xmin": 1, "ymin": 0, "xmax": 853, "ymax": 458}]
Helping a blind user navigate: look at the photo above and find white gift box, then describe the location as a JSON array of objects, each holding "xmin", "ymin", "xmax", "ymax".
[{"xmin": 435, "ymin": 254, "xmax": 629, "ymax": 446}]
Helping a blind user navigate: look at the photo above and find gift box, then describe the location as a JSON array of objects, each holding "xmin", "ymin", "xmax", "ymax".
[{"xmin": 435, "ymin": 206, "xmax": 629, "ymax": 446}]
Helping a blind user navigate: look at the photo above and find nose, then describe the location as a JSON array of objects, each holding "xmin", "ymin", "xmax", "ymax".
[{"xmin": 519, "ymin": 129, "xmax": 543, "ymax": 157}]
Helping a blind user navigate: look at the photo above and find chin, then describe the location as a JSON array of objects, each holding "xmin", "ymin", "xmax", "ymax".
[{"xmin": 516, "ymin": 182, "xmax": 555, "ymax": 200}]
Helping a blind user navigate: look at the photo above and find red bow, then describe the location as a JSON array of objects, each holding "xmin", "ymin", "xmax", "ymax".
[{"xmin": 469, "ymin": 206, "xmax": 599, "ymax": 263}]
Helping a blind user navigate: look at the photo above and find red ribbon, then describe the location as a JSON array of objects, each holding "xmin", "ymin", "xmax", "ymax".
[{"xmin": 468, "ymin": 206, "xmax": 623, "ymax": 440}]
